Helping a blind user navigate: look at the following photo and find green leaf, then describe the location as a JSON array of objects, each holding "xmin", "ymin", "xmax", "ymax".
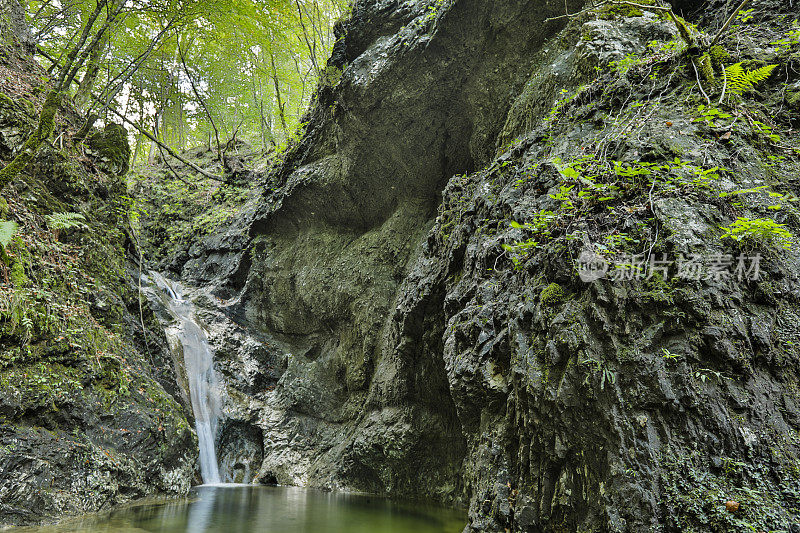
[
  {"xmin": 44, "ymin": 212, "xmax": 87, "ymax": 231},
  {"xmin": 0, "ymin": 220, "xmax": 19, "ymax": 249},
  {"xmin": 724, "ymin": 62, "xmax": 778, "ymax": 95},
  {"xmin": 559, "ymin": 167, "xmax": 580, "ymax": 179}
]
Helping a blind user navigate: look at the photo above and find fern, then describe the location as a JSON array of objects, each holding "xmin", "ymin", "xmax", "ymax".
[
  {"xmin": 44, "ymin": 212, "xmax": 87, "ymax": 231},
  {"xmin": 0, "ymin": 220, "xmax": 19, "ymax": 249},
  {"xmin": 724, "ymin": 63, "xmax": 777, "ymax": 95}
]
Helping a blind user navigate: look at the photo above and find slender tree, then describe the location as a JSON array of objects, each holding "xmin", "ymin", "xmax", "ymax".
[{"xmin": 0, "ymin": 0, "xmax": 108, "ymax": 191}]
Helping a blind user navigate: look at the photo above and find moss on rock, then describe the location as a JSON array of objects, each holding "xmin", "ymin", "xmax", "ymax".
[
  {"xmin": 541, "ymin": 283, "xmax": 565, "ymax": 307},
  {"xmin": 87, "ymin": 123, "xmax": 131, "ymax": 177}
]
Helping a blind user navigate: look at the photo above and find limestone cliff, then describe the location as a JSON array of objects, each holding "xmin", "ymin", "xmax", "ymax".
[
  {"xmin": 3, "ymin": 0, "xmax": 796, "ymax": 530},
  {"xmin": 171, "ymin": 0, "xmax": 800, "ymax": 530}
]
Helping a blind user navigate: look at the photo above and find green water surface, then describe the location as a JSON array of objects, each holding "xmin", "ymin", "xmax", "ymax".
[{"xmin": 20, "ymin": 485, "xmax": 466, "ymax": 533}]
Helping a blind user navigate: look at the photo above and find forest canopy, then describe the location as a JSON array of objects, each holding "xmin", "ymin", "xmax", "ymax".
[{"xmin": 28, "ymin": 0, "xmax": 348, "ymax": 165}]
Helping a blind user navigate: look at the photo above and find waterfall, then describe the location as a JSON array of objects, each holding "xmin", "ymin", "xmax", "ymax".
[{"xmin": 149, "ymin": 271, "xmax": 222, "ymax": 485}]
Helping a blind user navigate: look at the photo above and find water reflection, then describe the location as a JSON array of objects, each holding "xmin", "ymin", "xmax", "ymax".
[
  {"xmin": 184, "ymin": 484, "xmax": 217, "ymax": 533},
  {"xmin": 18, "ymin": 485, "xmax": 466, "ymax": 533}
]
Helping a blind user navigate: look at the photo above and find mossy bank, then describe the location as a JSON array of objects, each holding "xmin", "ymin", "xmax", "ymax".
[{"xmin": 0, "ymin": 40, "xmax": 196, "ymax": 526}]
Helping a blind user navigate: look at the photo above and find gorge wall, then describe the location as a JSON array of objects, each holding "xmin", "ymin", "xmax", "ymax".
[
  {"xmin": 0, "ymin": 34, "xmax": 196, "ymax": 526},
  {"xmin": 168, "ymin": 0, "xmax": 800, "ymax": 531},
  {"xmin": 1, "ymin": 0, "xmax": 799, "ymax": 531}
]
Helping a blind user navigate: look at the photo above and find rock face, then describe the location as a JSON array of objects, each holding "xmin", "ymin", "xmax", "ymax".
[
  {"xmin": 0, "ymin": 44, "xmax": 196, "ymax": 526},
  {"xmin": 170, "ymin": 0, "xmax": 800, "ymax": 531},
  {"xmin": 0, "ymin": 0, "xmax": 33, "ymax": 52},
  {"xmin": 186, "ymin": 0, "xmax": 588, "ymax": 501}
]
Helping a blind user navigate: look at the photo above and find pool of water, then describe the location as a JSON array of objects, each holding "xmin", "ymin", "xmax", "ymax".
[{"xmin": 19, "ymin": 485, "xmax": 467, "ymax": 533}]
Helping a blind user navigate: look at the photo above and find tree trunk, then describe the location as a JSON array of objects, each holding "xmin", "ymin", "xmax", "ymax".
[
  {"xmin": 74, "ymin": 28, "xmax": 110, "ymax": 111},
  {"xmin": 269, "ymin": 49, "xmax": 289, "ymax": 139}
]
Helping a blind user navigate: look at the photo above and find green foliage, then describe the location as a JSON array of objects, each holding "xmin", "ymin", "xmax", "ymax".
[
  {"xmin": 718, "ymin": 185, "xmax": 781, "ymax": 208},
  {"xmin": 44, "ymin": 212, "xmax": 88, "ymax": 232},
  {"xmin": 320, "ymin": 65, "xmax": 344, "ymax": 88},
  {"xmin": 604, "ymin": 38, "xmax": 683, "ymax": 80},
  {"xmin": 502, "ymin": 236, "xmax": 541, "ymax": 269},
  {"xmin": 597, "ymin": 232, "xmax": 639, "ymax": 255},
  {"xmin": 750, "ymin": 120, "xmax": 781, "ymax": 144},
  {"xmin": 28, "ymin": 0, "xmax": 349, "ymax": 156},
  {"xmin": 662, "ymin": 445, "xmax": 800, "ymax": 532},
  {"xmin": 723, "ymin": 63, "xmax": 777, "ymax": 95},
  {"xmin": 502, "ymin": 211, "xmax": 556, "ymax": 268},
  {"xmin": 0, "ymin": 220, "xmax": 19, "ymax": 249},
  {"xmin": 735, "ymin": 8, "xmax": 754, "ymax": 23},
  {"xmin": 131, "ymin": 153, "xmax": 256, "ymax": 262},
  {"xmin": 694, "ymin": 367, "xmax": 729, "ymax": 384},
  {"xmin": 512, "ymin": 211, "xmax": 556, "ymax": 235},
  {"xmin": 720, "ymin": 217, "xmax": 794, "ymax": 250},
  {"xmin": 610, "ymin": 53, "xmax": 642, "ymax": 75},
  {"xmin": 549, "ymin": 184, "xmax": 576, "ymax": 210},
  {"xmin": 502, "ymin": 154, "xmax": 724, "ymax": 268},
  {"xmin": 771, "ymin": 20, "xmax": 800, "ymax": 52},
  {"xmin": 423, "ymin": 0, "xmax": 447, "ymax": 22},
  {"xmin": 546, "ymin": 87, "xmax": 587, "ymax": 124},
  {"xmin": 580, "ymin": 357, "xmax": 616, "ymax": 391},
  {"xmin": 0, "ymin": 362, "xmax": 85, "ymax": 406},
  {"xmin": 693, "ymin": 105, "xmax": 732, "ymax": 128}
]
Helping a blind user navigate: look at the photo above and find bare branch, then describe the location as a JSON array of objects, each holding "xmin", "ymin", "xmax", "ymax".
[
  {"xmin": 95, "ymin": 94, "xmax": 226, "ymax": 182},
  {"xmin": 691, "ymin": 59, "xmax": 711, "ymax": 106},
  {"xmin": 710, "ymin": 0, "xmax": 751, "ymax": 47}
]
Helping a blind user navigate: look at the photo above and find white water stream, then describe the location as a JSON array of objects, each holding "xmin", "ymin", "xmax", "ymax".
[{"xmin": 150, "ymin": 271, "xmax": 222, "ymax": 485}]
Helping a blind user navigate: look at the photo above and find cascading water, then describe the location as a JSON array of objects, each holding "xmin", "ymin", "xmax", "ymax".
[{"xmin": 149, "ymin": 271, "xmax": 222, "ymax": 485}]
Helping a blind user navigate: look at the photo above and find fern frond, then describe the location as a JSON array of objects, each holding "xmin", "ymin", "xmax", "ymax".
[
  {"xmin": 44, "ymin": 212, "xmax": 87, "ymax": 231},
  {"xmin": 0, "ymin": 220, "xmax": 19, "ymax": 249},
  {"xmin": 724, "ymin": 63, "xmax": 777, "ymax": 95}
]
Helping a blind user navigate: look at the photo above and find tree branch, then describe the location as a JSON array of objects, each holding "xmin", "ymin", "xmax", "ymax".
[
  {"xmin": 710, "ymin": 0, "xmax": 751, "ymax": 47},
  {"xmin": 177, "ymin": 38, "xmax": 224, "ymax": 170},
  {"xmin": 96, "ymin": 95, "xmax": 225, "ymax": 182}
]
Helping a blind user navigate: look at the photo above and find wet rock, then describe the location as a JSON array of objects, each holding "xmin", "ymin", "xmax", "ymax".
[
  {"xmin": 0, "ymin": 50, "xmax": 195, "ymax": 527},
  {"xmin": 219, "ymin": 421, "xmax": 264, "ymax": 484},
  {"xmin": 149, "ymin": 0, "xmax": 800, "ymax": 531},
  {"xmin": 0, "ymin": 92, "xmax": 34, "ymax": 159}
]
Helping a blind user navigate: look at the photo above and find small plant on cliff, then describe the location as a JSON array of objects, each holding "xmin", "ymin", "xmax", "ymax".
[
  {"xmin": 581, "ymin": 357, "xmax": 616, "ymax": 391},
  {"xmin": 723, "ymin": 63, "xmax": 777, "ymax": 96},
  {"xmin": 44, "ymin": 212, "xmax": 87, "ymax": 238},
  {"xmin": 720, "ymin": 217, "xmax": 794, "ymax": 250},
  {"xmin": 540, "ymin": 283, "xmax": 565, "ymax": 307},
  {"xmin": 693, "ymin": 105, "xmax": 733, "ymax": 128},
  {"xmin": 423, "ymin": 0, "xmax": 446, "ymax": 22},
  {"xmin": 0, "ymin": 220, "xmax": 19, "ymax": 250},
  {"xmin": 502, "ymin": 211, "xmax": 557, "ymax": 269},
  {"xmin": 772, "ymin": 20, "xmax": 800, "ymax": 53}
]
